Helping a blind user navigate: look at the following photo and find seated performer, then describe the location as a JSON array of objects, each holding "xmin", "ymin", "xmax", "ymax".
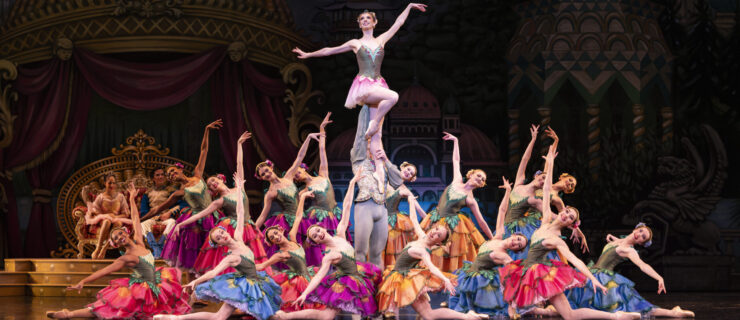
[
  {"xmin": 419, "ymin": 132, "xmax": 493, "ymax": 272},
  {"xmin": 273, "ymin": 169, "xmax": 382, "ymax": 320},
  {"xmin": 139, "ymin": 167, "xmax": 187, "ymax": 257},
  {"xmin": 376, "ymin": 190, "xmax": 488, "ymax": 320},
  {"xmin": 81, "ymin": 173, "xmax": 131, "ymax": 259},
  {"xmin": 264, "ymin": 190, "xmax": 325, "ymax": 311},
  {"xmin": 46, "ymin": 182, "xmax": 190, "ymax": 319},
  {"xmin": 500, "ymin": 146, "xmax": 639, "ymax": 320},
  {"xmin": 159, "ymin": 174, "xmax": 285, "ymax": 320},
  {"xmin": 567, "ymin": 224, "xmax": 694, "ymax": 317}
]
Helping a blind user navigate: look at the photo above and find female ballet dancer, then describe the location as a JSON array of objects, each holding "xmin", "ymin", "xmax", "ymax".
[
  {"xmin": 144, "ymin": 119, "xmax": 223, "ymax": 271},
  {"xmin": 81, "ymin": 173, "xmax": 131, "ymax": 259},
  {"xmin": 47, "ymin": 182, "xmax": 190, "ymax": 319},
  {"xmin": 272, "ymin": 170, "xmax": 382, "ymax": 320},
  {"xmin": 292, "ymin": 3, "xmax": 427, "ymax": 150},
  {"xmin": 183, "ymin": 131, "xmax": 269, "ymax": 275},
  {"xmin": 160, "ymin": 174, "xmax": 285, "ymax": 320},
  {"xmin": 382, "ymin": 160, "xmax": 427, "ymax": 266},
  {"xmin": 500, "ymin": 146, "xmax": 639, "ymax": 320},
  {"xmin": 448, "ymin": 177, "xmax": 527, "ymax": 316},
  {"xmin": 376, "ymin": 190, "xmax": 489, "ymax": 320},
  {"xmin": 567, "ymin": 224, "xmax": 695, "ymax": 317},
  {"xmin": 264, "ymin": 190, "xmax": 325, "ymax": 311},
  {"xmin": 292, "ymin": 113, "xmax": 350, "ymax": 266},
  {"xmin": 254, "ymin": 132, "xmax": 317, "ymax": 262},
  {"xmin": 419, "ymin": 132, "xmax": 494, "ymax": 272}
]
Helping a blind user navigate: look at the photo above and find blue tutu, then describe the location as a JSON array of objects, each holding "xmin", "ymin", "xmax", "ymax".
[
  {"xmin": 566, "ymin": 270, "xmax": 655, "ymax": 314},
  {"xmin": 195, "ymin": 270, "xmax": 282, "ymax": 320},
  {"xmin": 448, "ymin": 261, "xmax": 508, "ymax": 316}
]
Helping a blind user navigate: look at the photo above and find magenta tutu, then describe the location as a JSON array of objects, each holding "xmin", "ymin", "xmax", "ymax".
[
  {"xmin": 160, "ymin": 207, "xmax": 219, "ymax": 270},
  {"xmin": 305, "ymin": 252, "xmax": 382, "ymax": 316},
  {"xmin": 88, "ymin": 254, "xmax": 190, "ymax": 319},
  {"xmin": 193, "ymin": 217, "xmax": 269, "ymax": 275}
]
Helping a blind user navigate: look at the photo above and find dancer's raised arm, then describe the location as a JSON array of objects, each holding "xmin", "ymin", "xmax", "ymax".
[
  {"xmin": 318, "ymin": 113, "xmax": 332, "ymax": 178},
  {"xmin": 442, "ymin": 132, "xmax": 462, "ymax": 183},
  {"xmin": 234, "ymin": 173, "xmax": 246, "ymax": 243},
  {"xmin": 337, "ymin": 171, "xmax": 361, "ymax": 239},
  {"xmin": 377, "ymin": 3, "xmax": 427, "ymax": 45},
  {"xmin": 622, "ymin": 247, "xmax": 666, "ymax": 294},
  {"xmin": 236, "ymin": 131, "xmax": 251, "ymax": 184},
  {"xmin": 406, "ymin": 193, "xmax": 425, "ymax": 239},
  {"xmin": 284, "ymin": 133, "xmax": 319, "ymax": 180},
  {"xmin": 290, "ymin": 191, "xmax": 314, "ymax": 243},
  {"xmin": 540, "ymin": 145, "xmax": 556, "ymax": 224},
  {"xmin": 292, "ymin": 40, "xmax": 357, "ymax": 59},
  {"xmin": 514, "ymin": 125, "xmax": 539, "ymax": 186},
  {"xmin": 494, "ymin": 177, "xmax": 513, "ymax": 239},
  {"xmin": 194, "ymin": 119, "xmax": 222, "ymax": 178},
  {"xmin": 467, "ymin": 195, "xmax": 494, "ymax": 240},
  {"xmin": 126, "ymin": 183, "xmax": 143, "ymax": 245}
]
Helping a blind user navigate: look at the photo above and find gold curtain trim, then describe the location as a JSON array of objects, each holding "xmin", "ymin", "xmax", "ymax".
[
  {"xmin": 32, "ymin": 188, "xmax": 53, "ymax": 203},
  {"xmin": 10, "ymin": 66, "xmax": 74, "ymax": 173}
]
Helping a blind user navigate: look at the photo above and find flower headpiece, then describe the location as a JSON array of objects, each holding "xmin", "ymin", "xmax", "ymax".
[
  {"xmin": 535, "ymin": 170, "xmax": 543, "ymax": 176},
  {"xmin": 174, "ymin": 162, "xmax": 184, "ymax": 169},
  {"xmin": 208, "ymin": 226, "xmax": 228, "ymax": 248},
  {"xmin": 635, "ymin": 222, "xmax": 652, "ymax": 247},
  {"xmin": 216, "ymin": 173, "xmax": 226, "ymax": 183},
  {"xmin": 299, "ymin": 163, "xmax": 309, "ymax": 171}
]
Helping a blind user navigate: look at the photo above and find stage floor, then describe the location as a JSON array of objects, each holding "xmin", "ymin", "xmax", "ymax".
[{"xmin": 0, "ymin": 292, "xmax": 737, "ymax": 319}]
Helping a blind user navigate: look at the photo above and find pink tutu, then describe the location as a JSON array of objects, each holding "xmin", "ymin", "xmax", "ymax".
[{"xmin": 344, "ymin": 76, "xmax": 388, "ymax": 109}]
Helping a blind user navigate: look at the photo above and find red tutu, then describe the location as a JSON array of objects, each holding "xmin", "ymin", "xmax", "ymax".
[
  {"xmin": 88, "ymin": 267, "xmax": 190, "ymax": 319},
  {"xmin": 192, "ymin": 217, "xmax": 269, "ymax": 275},
  {"xmin": 271, "ymin": 267, "xmax": 326, "ymax": 312},
  {"xmin": 500, "ymin": 259, "xmax": 587, "ymax": 309}
]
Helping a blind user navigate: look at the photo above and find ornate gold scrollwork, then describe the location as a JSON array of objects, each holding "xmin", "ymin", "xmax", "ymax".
[
  {"xmin": 112, "ymin": 0, "xmax": 184, "ymax": 19},
  {"xmin": 50, "ymin": 243, "xmax": 78, "ymax": 258},
  {"xmin": 0, "ymin": 59, "xmax": 18, "ymax": 149},
  {"xmin": 281, "ymin": 62, "xmax": 324, "ymax": 148},
  {"xmin": 111, "ymin": 129, "xmax": 171, "ymax": 170}
]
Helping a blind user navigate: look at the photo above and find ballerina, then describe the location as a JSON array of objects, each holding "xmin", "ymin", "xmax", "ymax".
[
  {"xmin": 145, "ymin": 119, "xmax": 223, "ymax": 271},
  {"xmin": 46, "ymin": 182, "xmax": 190, "ymax": 319},
  {"xmin": 292, "ymin": 3, "xmax": 428, "ymax": 152},
  {"xmin": 272, "ymin": 170, "xmax": 382, "ymax": 320},
  {"xmin": 263, "ymin": 190, "xmax": 326, "ymax": 311},
  {"xmin": 376, "ymin": 190, "xmax": 489, "ymax": 320},
  {"xmin": 419, "ymin": 132, "xmax": 494, "ymax": 272},
  {"xmin": 500, "ymin": 145, "xmax": 640, "ymax": 320},
  {"xmin": 381, "ymin": 159, "xmax": 427, "ymax": 267},
  {"xmin": 292, "ymin": 113, "xmax": 350, "ymax": 266},
  {"xmin": 159, "ymin": 173, "xmax": 285, "ymax": 320},
  {"xmin": 567, "ymin": 224, "xmax": 695, "ymax": 317},
  {"xmin": 254, "ymin": 132, "xmax": 317, "ymax": 262},
  {"xmin": 185, "ymin": 131, "xmax": 269, "ymax": 275}
]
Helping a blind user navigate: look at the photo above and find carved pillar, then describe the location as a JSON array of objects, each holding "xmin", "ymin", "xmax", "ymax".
[
  {"xmin": 632, "ymin": 104, "xmax": 645, "ymax": 150},
  {"xmin": 0, "ymin": 59, "xmax": 19, "ymax": 149},
  {"xmin": 586, "ymin": 104, "xmax": 601, "ymax": 181},
  {"xmin": 660, "ymin": 106, "xmax": 674, "ymax": 149},
  {"xmin": 537, "ymin": 106, "xmax": 552, "ymax": 155},
  {"xmin": 508, "ymin": 109, "xmax": 521, "ymax": 171}
]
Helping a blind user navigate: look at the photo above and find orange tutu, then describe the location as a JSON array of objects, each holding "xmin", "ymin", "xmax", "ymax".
[
  {"xmin": 419, "ymin": 213, "xmax": 485, "ymax": 272},
  {"xmin": 383, "ymin": 212, "xmax": 417, "ymax": 267},
  {"xmin": 376, "ymin": 265, "xmax": 457, "ymax": 313}
]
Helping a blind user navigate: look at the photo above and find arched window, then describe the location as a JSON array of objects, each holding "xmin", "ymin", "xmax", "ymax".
[{"xmin": 391, "ymin": 144, "xmax": 438, "ymax": 177}]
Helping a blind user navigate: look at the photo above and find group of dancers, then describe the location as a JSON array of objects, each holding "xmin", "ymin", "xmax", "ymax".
[{"xmin": 47, "ymin": 3, "xmax": 695, "ymax": 320}]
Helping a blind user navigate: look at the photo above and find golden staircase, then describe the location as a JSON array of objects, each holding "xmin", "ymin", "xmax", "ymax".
[{"xmin": 0, "ymin": 259, "xmax": 173, "ymax": 297}]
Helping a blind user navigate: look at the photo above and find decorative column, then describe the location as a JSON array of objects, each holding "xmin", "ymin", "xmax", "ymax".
[
  {"xmin": 586, "ymin": 104, "xmax": 601, "ymax": 181},
  {"xmin": 660, "ymin": 106, "xmax": 674, "ymax": 149},
  {"xmin": 537, "ymin": 106, "xmax": 552, "ymax": 155},
  {"xmin": 632, "ymin": 104, "xmax": 645, "ymax": 150},
  {"xmin": 0, "ymin": 59, "xmax": 18, "ymax": 149},
  {"xmin": 508, "ymin": 109, "xmax": 521, "ymax": 171}
]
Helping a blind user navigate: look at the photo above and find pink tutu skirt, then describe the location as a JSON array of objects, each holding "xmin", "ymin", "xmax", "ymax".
[{"xmin": 344, "ymin": 75, "xmax": 388, "ymax": 109}]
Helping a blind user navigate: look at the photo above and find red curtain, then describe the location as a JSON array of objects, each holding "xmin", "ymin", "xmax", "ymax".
[{"xmin": 2, "ymin": 47, "xmax": 297, "ymax": 257}]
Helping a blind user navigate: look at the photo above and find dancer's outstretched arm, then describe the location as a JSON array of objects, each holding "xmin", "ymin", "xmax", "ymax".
[
  {"xmin": 337, "ymin": 172, "xmax": 361, "ymax": 239},
  {"xmin": 290, "ymin": 191, "xmax": 314, "ymax": 243},
  {"xmin": 442, "ymin": 132, "xmax": 463, "ymax": 183},
  {"xmin": 142, "ymin": 189, "xmax": 184, "ymax": 220},
  {"xmin": 514, "ymin": 125, "xmax": 539, "ymax": 186},
  {"xmin": 494, "ymin": 177, "xmax": 513, "ymax": 240},
  {"xmin": 622, "ymin": 246, "xmax": 666, "ymax": 294},
  {"xmin": 254, "ymin": 191, "xmax": 275, "ymax": 230},
  {"xmin": 400, "ymin": 184, "xmax": 427, "ymax": 219},
  {"xmin": 318, "ymin": 113, "xmax": 332, "ymax": 178},
  {"xmin": 194, "ymin": 119, "xmax": 222, "ymax": 178},
  {"xmin": 284, "ymin": 133, "xmax": 319, "ymax": 180},
  {"xmin": 406, "ymin": 194, "xmax": 425, "ymax": 239},
  {"xmin": 293, "ymin": 252, "xmax": 337, "ymax": 306},
  {"xmin": 549, "ymin": 237, "xmax": 607, "ymax": 294},
  {"xmin": 412, "ymin": 247, "xmax": 456, "ymax": 296},
  {"xmin": 467, "ymin": 195, "xmax": 494, "ymax": 240},
  {"xmin": 293, "ymin": 40, "xmax": 357, "ymax": 59},
  {"xmin": 125, "ymin": 183, "xmax": 144, "ymax": 245},
  {"xmin": 541, "ymin": 145, "xmax": 556, "ymax": 224},
  {"xmin": 171, "ymin": 198, "xmax": 225, "ymax": 237},
  {"xmin": 183, "ymin": 255, "xmax": 239, "ymax": 290},
  {"xmin": 236, "ymin": 131, "xmax": 251, "ymax": 186},
  {"xmin": 234, "ymin": 173, "xmax": 246, "ymax": 244},
  {"xmin": 377, "ymin": 3, "xmax": 427, "ymax": 45}
]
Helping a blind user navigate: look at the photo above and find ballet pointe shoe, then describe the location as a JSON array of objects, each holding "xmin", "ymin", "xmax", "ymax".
[
  {"xmin": 46, "ymin": 309, "xmax": 70, "ymax": 319},
  {"xmin": 672, "ymin": 306, "xmax": 695, "ymax": 317},
  {"xmin": 365, "ymin": 119, "xmax": 379, "ymax": 140}
]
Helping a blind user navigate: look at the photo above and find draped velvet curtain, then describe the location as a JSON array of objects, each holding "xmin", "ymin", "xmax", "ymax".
[{"xmin": 1, "ymin": 46, "xmax": 296, "ymax": 257}]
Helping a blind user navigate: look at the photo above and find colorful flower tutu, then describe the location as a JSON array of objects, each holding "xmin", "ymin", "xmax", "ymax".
[
  {"xmin": 88, "ymin": 267, "xmax": 190, "ymax": 319},
  {"xmin": 303, "ymin": 206, "xmax": 352, "ymax": 267},
  {"xmin": 376, "ymin": 265, "xmax": 457, "ymax": 313},
  {"xmin": 567, "ymin": 269, "xmax": 655, "ymax": 314},
  {"xmin": 448, "ymin": 261, "xmax": 508, "ymax": 316},
  {"xmin": 501, "ymin": 259, "xmax": 587, "ymax": 311},
  {"xmin": 271, "ymin": 266, "xmax": 325, "ymax": 311},
  {"xmin": 344, "ymin": 75, "xmax": 388, "ymax": 109},
  {"xmin": 420, "ymin": 210, "xmax": 486, "ymax": 272},
  {"xmin": 305, "ymin": 261, "xmax": 382, "ymax": 316},
  {"xmin": 195, "ymin": 270, "xmax": 282, "ymax": 320},
  {"xmin": 161, "ymin": 207, "xmax": 219, "ymax": 270},
  {"xmin": 193, "ymin": 217, "xmax": 269, "ymax": 275},
  {"xmin": 383, "ymin": 211, "xmax": 417, "ymax": 267}
]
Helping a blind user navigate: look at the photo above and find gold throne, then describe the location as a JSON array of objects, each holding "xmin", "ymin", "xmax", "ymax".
[{"xmin": 56, "ymin": 130, "xmax": 194, "ymax": 259}]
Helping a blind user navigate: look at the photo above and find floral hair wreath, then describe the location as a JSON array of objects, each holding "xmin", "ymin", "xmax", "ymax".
[
  {"xmin": 535, "ymin": 170, "xmax": 543, "ymax": 176},
  {"xmin": 216, "ymin": 173, "xmax": 227, "ymax": 183},
  {"xmin": 174, "ymin": 162, "xmax": 185, "ymax": 169},
  {"xmin": 208, "ymin": 226, "xmax": 228, "ymax": 248},
  {"xmin": 299, "ymin": 163, "xmax": 310, "ymax": 171},
  {"xmin": 254, "ymin": 159, "xmax": 275, "ymax": 178},
  {"xmin": 108, "ymin": 226, "xmax": 131, "ymax": 248},
  {"xmin": 635, "ymin": 222, "xmax": 653, "ymax": 247}
]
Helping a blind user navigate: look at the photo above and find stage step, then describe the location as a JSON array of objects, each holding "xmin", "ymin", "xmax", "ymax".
[
  {"xmin": 0, "ymin": 284, "xmax": 27, "ymax": 297},
  {"xmin": 28, "ymin": 272, "xmax": 129, "ymax": 286},
  {"xmin": 28, "ymin": 284, "xmax": 108, "ymax": 297},
  {"xmin": 5, "ymin": 259, "xmax": 168, "ymax": 273},
  {"xmin": 0, "ymin": 272, "xmax": 28, "ymax": 284}
]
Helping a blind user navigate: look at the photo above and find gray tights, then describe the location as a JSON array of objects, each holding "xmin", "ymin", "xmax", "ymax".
[{"xmin": 353, "ymin": 200, "xmax": 388, "ymax": 267}]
